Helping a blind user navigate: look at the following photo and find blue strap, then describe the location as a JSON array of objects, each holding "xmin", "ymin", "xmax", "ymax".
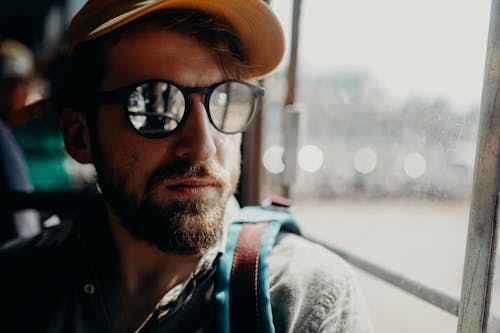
[{"xmin": 214, "ymin": 205, "xmax": 300, "ymax": 333}]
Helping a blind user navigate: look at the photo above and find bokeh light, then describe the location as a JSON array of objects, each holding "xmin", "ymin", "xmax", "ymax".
[
  {"xmin": 298, "ymin": 144, "xmax": 324, "ymax": 172},
  {"xmin": 404, "ymin": 152, "xmax": 427, "ymax": 179},
  {"xmin": 353, "ymin": 147, "xmax": 377, "ymax": 174},
  {"xmin": 262, "ymin": 145, "xmax": 285, "ymax": 174}
]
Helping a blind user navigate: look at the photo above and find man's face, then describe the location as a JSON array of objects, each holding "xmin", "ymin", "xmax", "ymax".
[
  {"xmin": 90, "ymin": 25, "xmax": 242, "ymax": 255},
  {"xmin": 0, "ymin": 78, "xmax": 30, "ymax": 117}
]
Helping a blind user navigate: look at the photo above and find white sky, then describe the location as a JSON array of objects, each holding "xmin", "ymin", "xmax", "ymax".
[{"xmin": 271, "ymin": 0, "xmax": 492, "ymax": 107}]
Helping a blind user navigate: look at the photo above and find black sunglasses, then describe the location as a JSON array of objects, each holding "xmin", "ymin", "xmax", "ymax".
[{"xmin": 93, "ymin": 79, "xmax": 265, "ymax": 138}]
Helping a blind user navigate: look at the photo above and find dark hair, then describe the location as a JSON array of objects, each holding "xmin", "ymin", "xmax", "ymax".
[{"xmin": 62, "ymin": 9, "xmax": 249, "ymax": 113}]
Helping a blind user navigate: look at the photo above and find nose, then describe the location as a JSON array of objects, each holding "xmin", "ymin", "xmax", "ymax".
[{"xmin": 172, "ymin": 96, "xmax": 216, "ymax": 162}]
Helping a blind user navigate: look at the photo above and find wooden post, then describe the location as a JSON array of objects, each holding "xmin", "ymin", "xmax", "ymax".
[
  {"xmin": 457, "ymin": 1, "xmax": 500, "ymax": 332},
  {"xmin": 282, "ymin": 0, "xmax": 303, "ymax": 199}
]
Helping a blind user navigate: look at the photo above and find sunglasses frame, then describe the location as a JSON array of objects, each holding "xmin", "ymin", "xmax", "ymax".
[{"xmin": 94, "ymin": 79, "xmax": 265, "ymax": 138}]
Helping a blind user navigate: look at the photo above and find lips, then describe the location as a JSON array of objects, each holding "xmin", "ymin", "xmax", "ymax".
[
  {"xmin": 165, "ymin": 178, "xmax": 217, "ymax": 187},
  {"xmin": 163, "ymin": 178, "xmax": 219, "ymax": 197}
]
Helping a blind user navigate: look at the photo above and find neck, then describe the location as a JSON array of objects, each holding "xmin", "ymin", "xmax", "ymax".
[
  {"xmin": 106, "ymin": 204, "xmax": 199, "ymax": 294},
  {"xmin": 105, "ymin": 204, "xmax": 200, "ymax": 333}
]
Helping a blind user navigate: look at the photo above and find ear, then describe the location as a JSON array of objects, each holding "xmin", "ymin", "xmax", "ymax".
[{"xmin": 61, "ymin": 108, "xmax": 93, "ymax": 164}]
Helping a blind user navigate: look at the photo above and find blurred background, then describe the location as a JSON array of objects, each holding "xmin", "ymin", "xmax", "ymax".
[
  {"xmin": 262, "ymin": 1, "xmax": 497, "ymax": 332},
  {"xmin": 0, "ymin": 0, "xmax": 497, "ymax": 332}
]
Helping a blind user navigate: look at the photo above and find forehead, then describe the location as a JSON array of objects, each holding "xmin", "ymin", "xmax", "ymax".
[
  {"xmin": 99, "ymin": 24, "xmax": 227, "ymax": 91},
  {"xmin": 100, "ymin": 24, "xmax": 223, "ymax": 88}
]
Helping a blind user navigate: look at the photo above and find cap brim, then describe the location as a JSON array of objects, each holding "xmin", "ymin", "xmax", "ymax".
[
  {"xmin": 69, "ymin": 0, "xmax": 285, "ymax": 79},
  {"xmin": 8, "ymin": 98, "xmax": 56, "ymax": 127}
]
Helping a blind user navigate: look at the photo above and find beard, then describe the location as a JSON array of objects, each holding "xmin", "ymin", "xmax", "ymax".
[{"xmin": 92, "ymin": 144, "xmax": 239, "ymax": 256}]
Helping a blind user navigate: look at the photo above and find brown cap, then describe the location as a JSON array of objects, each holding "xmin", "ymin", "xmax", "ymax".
[{"xmin": 69, "ymin": 0, "xmax": 285, "ymax": 79}]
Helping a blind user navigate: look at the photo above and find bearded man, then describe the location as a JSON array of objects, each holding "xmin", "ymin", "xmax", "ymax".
[{"xmin": 0, "ymin": 1, "xmax": 372, "ymax": 332}]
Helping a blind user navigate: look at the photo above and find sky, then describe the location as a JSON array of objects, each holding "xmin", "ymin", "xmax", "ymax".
[{"xmin": 271, "ymin": 0, "xmax": 492, "ymax": 107}]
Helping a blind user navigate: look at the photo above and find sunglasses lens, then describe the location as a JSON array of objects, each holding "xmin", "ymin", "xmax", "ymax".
[
  {"xmin": 126, "ymin": 81, "xmax": 185, "ymax": 137},
  {"xmin": 209, "ymin": 82, "xmax": 257, "ymax": 133}
]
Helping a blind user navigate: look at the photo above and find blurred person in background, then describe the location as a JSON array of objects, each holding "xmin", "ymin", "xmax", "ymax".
[
  {"xmin": 0, "ymin": 38, "xmax": 82, "ymax": 192},
  {"xmin": 0, "ymin": 39, "xmax": 38, "ymax": 123},
  {"xmin": 0, "ymin": 39, "xmax": 39, "ymax": 244}
]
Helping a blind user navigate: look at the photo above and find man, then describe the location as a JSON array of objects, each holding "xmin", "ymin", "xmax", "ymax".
[
  {"xmin": 0, "ymin": 39, "xmax": 76, "ymax": 192},
  {"xmin": 0, "ymin": 1, "xmax": 372, "ymax": 332},
  {"xmin": 0, "ymin": 39, "xmax": 37, "ymax": 121},
  {"xmin": 0, "ymin": 39, "xmax": 40, "ymax": 243}
]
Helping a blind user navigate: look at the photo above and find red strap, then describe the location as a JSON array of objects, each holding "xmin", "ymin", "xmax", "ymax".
[
  {"xmin": 230, "ymin": 222, "xmax": 268, "ymax": 333},
  {"xmin": 269, "ymin": 196, "xmax": 292, "ymax": 208}
]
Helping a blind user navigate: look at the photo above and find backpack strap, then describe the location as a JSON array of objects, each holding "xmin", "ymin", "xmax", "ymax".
[
  {"xmin": 215, "ymin": 204, "xmax": 301, "ymax": 333},
  {"xmin": 229, "ymin": 221, "xmax": 268, "ymax": 333}
]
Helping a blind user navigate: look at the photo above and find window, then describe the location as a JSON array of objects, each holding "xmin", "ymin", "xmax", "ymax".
[{"xmin": 264, "ymin": 1, "xmax": 494, "ymax": 332}]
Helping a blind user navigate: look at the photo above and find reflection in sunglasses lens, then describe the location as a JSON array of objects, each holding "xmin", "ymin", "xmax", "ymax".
[{"xmin": 126, "ymin": 81, "xmax": 258, "ymax": 137}]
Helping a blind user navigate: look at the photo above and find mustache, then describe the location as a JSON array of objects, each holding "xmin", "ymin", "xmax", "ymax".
[{"xmin": 145, "ymin": 159, "xmax": 228, "ymax": 192}]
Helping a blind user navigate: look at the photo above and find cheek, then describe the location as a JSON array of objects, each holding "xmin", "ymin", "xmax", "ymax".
[
  {"xmin": 215, "ymin": 134, "xmax": 242, "ymax": 190},
  {"xmin": 93, "ymin": 108, "xmax": 152, "ymax": 186},
  {"xmin": 215, "ymin": 133, "xmax": 241, "ymax": 169}
]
